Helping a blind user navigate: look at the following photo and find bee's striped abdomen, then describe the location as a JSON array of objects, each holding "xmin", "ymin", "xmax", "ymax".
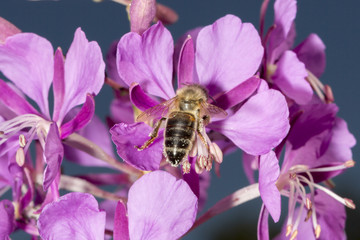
[{"xmin": 164, "ymin": 111, "xmax": 196, "ymax": 166}]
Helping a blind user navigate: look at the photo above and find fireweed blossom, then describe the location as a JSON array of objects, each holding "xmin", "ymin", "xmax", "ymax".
[
  {"xmin": 260, "ymin": 0, "xmax": 327, "ymax": 105},
  {"xmin": 0, "ymin": 27, "xmax": 105, "ymax": 191},
  {"xmin": 253, "ymin": 101, "xmax": 356, "ymax": 240},
  {"xmin": 111, "ymin": 14, "xmax": 290, "ymax": 174}
]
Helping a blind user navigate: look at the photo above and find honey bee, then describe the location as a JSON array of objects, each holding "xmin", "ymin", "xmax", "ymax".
[{"xmin": 136, "ymin": 84, "xmax": 227, "ymax": 169}]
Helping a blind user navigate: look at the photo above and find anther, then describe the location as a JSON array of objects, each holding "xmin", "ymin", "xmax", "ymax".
[
  {"xmin": 305, "ymin": 209, "xmax": 312, "ymax": 222},
  {"xmin": 344, "ymin": 198, "xmax": 356, "ymax": 209},
  {"xmin": 305, "ymin": 197, "xmax": 312, "ymax": 209},
  {"xmin": 290, "ymin": 230, "xmax": 298, "ymax": 240},
  {"xmin": 19, "ymin": 134, "xmax": 26, "ymax": 148},
  {"xmin": 285, "ymin": 225, "xmax": 292, "ymax": 237},
  {"xmin": 344, "ymin": 160, "xmax": 355, "ymax": 168},
  {"xmin": 182, "ymin": 161, "xmax": 191, "ymax": 174},
  {"xmin": 315, "ymin": 224, "xmax": 321, "ymax": 239},
  {"xmin": 16, "ymin": 148, "xmax": 25, "ymax": 167}
]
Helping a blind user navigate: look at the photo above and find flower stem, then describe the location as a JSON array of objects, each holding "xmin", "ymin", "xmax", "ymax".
[
  {"xmin": 63, "ymin": 133, "xmax": 143, "ymax": 177},
  {"xmin": 188, "ymin": 183, "xmax": 260, "ymax": 232}
]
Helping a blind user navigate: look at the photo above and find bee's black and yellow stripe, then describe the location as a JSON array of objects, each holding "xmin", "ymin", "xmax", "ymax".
[{"xmin": 164, "ymin": 111, "xmax": 196, "ymax": 166}]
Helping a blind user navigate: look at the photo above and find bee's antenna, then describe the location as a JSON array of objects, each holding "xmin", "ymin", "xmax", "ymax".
[{"xmin": 209, "ymin": 95, "xmax": 217, "ymax": 104}]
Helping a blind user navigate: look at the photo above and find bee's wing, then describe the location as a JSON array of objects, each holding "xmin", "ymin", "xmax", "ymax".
[
  {"xmin": 200, "ymin": 101, "xmax": 228, "ymax": 119},
  {"xmin": 136, "ymin": 97, "xmax": 178, "ymax": 123}
]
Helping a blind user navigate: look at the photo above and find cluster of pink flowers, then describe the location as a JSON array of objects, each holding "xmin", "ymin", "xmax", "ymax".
[{"xmin": 0, "ymin": 0, "xmax": 356, "ymax": 239}]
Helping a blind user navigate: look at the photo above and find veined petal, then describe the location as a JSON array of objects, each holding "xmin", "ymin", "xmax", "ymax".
[
  {"xmin": 177, "ymin": 36, "xmax": 195, "ymax": 88},
  {"xmin": 43, "ymin": 123, "xmax": 64, "ymax": 191},
  {"xmin": 110, "ymin": 122, "xmax": 163, "ymax": 171},
  {"xmin": 117, "ymin": 21, "xmax": 175, "ymax": 99},
  {"xmin": 272, "ymin": 50, "xmax": 313, "ymax": 105},
  {"xmin": 128, "ymin": 171, "xmax": 198, "ymax": 240},
  {"xmin": 129, "ymin": 82, "xmax": 160, "ymax": 111},
  {"xmin": 0, "ymin": 17, "xmax": 21, "ymax": 43},
  {"xmin": 196, "ymin": 14, "xmax": 263, "ymax": 95},
  {"xmin": 38, "ymin": 192, "xmax": 106, "ymax": 240},
  {"xmin": 0, "ymin": 200, "xmax": 14, "ymax": 239},
  {"xmin": 210, "ymin": 90, "xmax": 289, "ymax": 155},
  {"xmin": 58, "ymin": 28, "xmax": 105, "ymax": 123},
  {"xmin": 293, "ymin": 33, "xmax": 326, "ymax": 78},
  {"xmin": 60, "ymin": 94, "xmax": 95, "ymax": 139},
  {"xmin": 64, "ymin": 113, "xmax": 115, "ymax": 168},
  {"xmin": 259, "ymin": 151, "xmax": 281, "ymax": 222},
  {"xmin": 0, "ymin": 79, "xmax": 38, "ymax": 115},
  {"xmin": 0, "ymin": 33, "xmax": 53, "ymax": 117}
]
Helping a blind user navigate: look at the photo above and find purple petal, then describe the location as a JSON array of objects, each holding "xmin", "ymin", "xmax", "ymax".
[
  {"xmin": 268, "ymin": 0, "xmax": 297, "ymax": 62},
  {"xmin": 210, "ymin": 89, "xmax": 289, "ymax": 155},
  {"xmin": 106, "ymin": 41, "xmax": 127, "ymax": 86},
  {"xmin": 64, "ymin": 113, "xmax": 115, "ymax": 167},
  {"xmin": 129, "ymin": 82, "xmax": 159, "ymax": 111},
  {"xmin": 258, "ymin": 151, "xmax": 281, "ymax": 222},
  {"xmin": 0, "ymin": 200, "xmax": 14, "ymax": 239},
  {"xmin": 177, "ymin": 36, "xmax": 195, "ymax": 87},
  {"xmin": 110, "ymin": 122, "xmax": 164, "ymax": 171},
  {"xmin": 130, "ymin": 0, "xmax": 156, "ymax": 35},
  {"xmin": 38, "ymin": 192, "xmax": 106, "ymax": 240},
  {"xmin": 43, "ymin": 123, "xmax": 64, "ymax": 191},
  {"xmin": 287, "ymin": 102, "xmax": 338, "ymax": 150},
  {"xmin": 214, "ymin": 76, "xmax": 261, "ymax": 110},
  {"xmin": 196, "ymin": 14, "xmax": 263, "ymax": 95},
  {"xmin": 60, "ymin": 94, "xmax": 95, "ymax": 139},
  {"xmin": 293, "ymin": 33, "xmax": 326, "ymax": 78},
  {"xmin": 117, "ymin": 21, "xmax": 175, "ymax": 99},
  {"xmin": 257, "ymin": 204, "xmax": 270, "ymax": 240},
  {"xmin": 272, "ymin": 50, "xmax": 313, "ymax": 105},
  {"xmin": 52, "ymin": 48, "xmax": 65, "ymax": 123},
  {"xmin": 113, "ymin": 201, "xmax": 129, "ymax": 240},
  {"xmin": 57, "ymin": 28, "xmax": 105, "ymax": 123},
  {"xmin": 128, "ymin": 171, "xmax": 198, "ymax": 240},
  {"xmin": 0, "ymin": 79, "xmax": 38, "ymax": 115},
  {"xmin": 0, "ymin": 33, "xmax": 54, "ymax": 117},
  {"xmin": 0, "ymin": 17, "xmax": 21, "ymax": 43}
]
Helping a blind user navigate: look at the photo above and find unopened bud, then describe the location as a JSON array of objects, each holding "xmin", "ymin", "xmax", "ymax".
[{"xmin": 129, "ymin": 0, "xmax": 156, "ymax": 35}]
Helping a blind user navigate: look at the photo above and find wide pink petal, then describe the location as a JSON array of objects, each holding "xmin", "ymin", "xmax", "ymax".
[
  {"xmin": 117, "ymin": 21, "xmax": 175, "ymax": 99},
  {"xmin": 0, "ymin": 33, "xmax": 54, "ymax": 117},
  {"xmin": 58, "ymin": 28, "xmax": 105, "ymax": 123},
  {"xmin": 210, "ymin": 89, "xmax": 290, "ymax": 155},
  {"xmin": 272, "ymin": 50, "xmax": 313, "ymax": 105},
  {"xmin": 38, "ymin": 192, "xmax": 106, "ymax": 240},
  {"xmin": 258, "ymin": 151, "xmax": 281, "ymax": 222},
  {"xmin": 293, "ymin": 33, "xmax": 326, "ymax": 78},
  {"xmin": 196, "ymin": 14, "xmax": 263, "ymax": 95},
  {"xmin": 128, "ymin": 171, "xmax": 197, "ymax": 240}
]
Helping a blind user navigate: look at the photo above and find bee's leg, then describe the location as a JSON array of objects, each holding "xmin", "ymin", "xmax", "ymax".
[
  {"xmin": 136, "ymin": 117, "xmax": 166, "ymax": 151},
  {"xmin": 196, "ymin": 116, "xmax": 213, "ymax": 171}
]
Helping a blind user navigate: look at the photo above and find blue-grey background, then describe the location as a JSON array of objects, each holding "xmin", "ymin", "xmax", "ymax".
[{"xmin": 1, "ymin": 0, "xmax": 359, "ymax": 239}]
